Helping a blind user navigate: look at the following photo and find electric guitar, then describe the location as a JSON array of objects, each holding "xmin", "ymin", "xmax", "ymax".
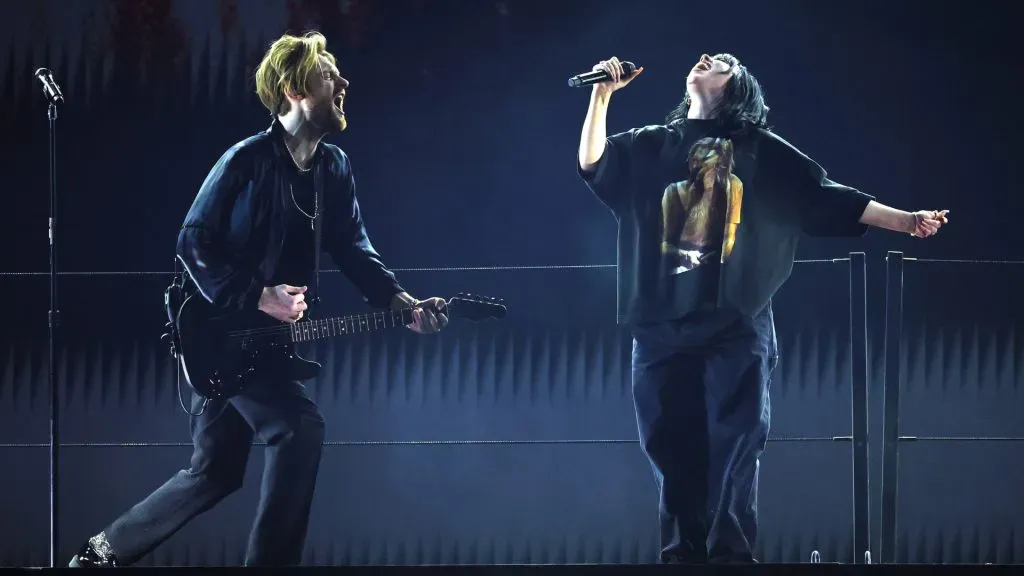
[{"xmin": 162, "ymin": 281, "xmax": 507, "ymax": 400}]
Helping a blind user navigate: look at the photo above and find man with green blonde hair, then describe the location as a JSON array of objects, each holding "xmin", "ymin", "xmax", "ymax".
[{"xmin": 69, "ymin": 31, "xmax": 448, "ymax": 568}]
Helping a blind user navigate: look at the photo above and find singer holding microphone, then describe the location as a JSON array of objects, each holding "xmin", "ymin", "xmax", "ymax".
[{"xmin": 575, "ymin": 54, "xmax": 949, "ymax": 564}]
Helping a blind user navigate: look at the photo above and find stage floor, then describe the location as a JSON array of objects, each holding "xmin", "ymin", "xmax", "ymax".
[{"xmin": 5, "ymin": 563, "xmax": 1014, "ymax": 573}]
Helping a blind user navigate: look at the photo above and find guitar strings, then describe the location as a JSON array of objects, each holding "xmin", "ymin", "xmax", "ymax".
[
  {"xmin": 223, "ymin": 300, "xmax": 483, "ymax": 340},
  {"xmin": 227, "ymin": 322, "xmax": 402, "ymax": 341},
  {"xmin": 226, "ymin": 310, "xmax": 410, "ymax": 340},
  {"xmin": 227, "ymin": 318, "xmax": 399, "ymax": 339}
]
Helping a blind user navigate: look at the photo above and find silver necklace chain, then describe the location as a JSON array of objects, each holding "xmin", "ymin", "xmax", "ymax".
[
  {"xmin": 290, "ymin": 182, "xmax": 318, "ymax": 230},
  {"xmin": 285, "ymin": 141, "xmax": 319, "ymax": 229}
]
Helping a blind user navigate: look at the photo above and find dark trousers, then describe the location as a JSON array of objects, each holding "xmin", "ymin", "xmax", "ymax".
[
  {"xmin": 631, "ymin": 308, "xmax": 776, "ymax": 564},
  {"xmin": 100, "ymin": 380, "xmax": 326, "ymax": 566}
]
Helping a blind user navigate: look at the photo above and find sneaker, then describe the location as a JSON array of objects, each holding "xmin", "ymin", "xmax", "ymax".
[{"xmin": 68, "ymin": 539, "xmax": 119, "ymax": 568}]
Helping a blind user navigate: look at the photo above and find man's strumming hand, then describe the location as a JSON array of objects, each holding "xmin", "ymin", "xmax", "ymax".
[{"xmin": 259, "ymin": 284, "xmax": 308, "ymax": 323}]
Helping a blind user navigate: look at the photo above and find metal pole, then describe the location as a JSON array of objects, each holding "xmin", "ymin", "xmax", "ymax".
[
  {"xmin": 47, "ymin": 98, "xmax": 61, "ymax": 568},
  {"xmin": 848, "ymin": 252, "xmax": 870, "ymax": 563},
  {"xmin": 880, "ymin": 251, "xmax": 905, "ymax": 563}
]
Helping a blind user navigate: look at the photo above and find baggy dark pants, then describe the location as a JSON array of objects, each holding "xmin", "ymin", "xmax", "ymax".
[
  {"xmin": 631, "ymin": 307, "xmax": 777, "ymax": 564},
  {"xmin": 100, "ymin": 380, "xmax": 326, "ymax": 566}
]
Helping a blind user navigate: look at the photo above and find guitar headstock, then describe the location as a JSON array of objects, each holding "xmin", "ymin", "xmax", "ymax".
[{"xmin": 448, "ymin": 293, "xmax": 507, "ymax": 322}]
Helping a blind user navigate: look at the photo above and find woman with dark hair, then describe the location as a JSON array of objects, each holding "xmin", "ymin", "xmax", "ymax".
[{"xmin": 577, "ymin": 53, "xmax": 948, "ymax": 564}]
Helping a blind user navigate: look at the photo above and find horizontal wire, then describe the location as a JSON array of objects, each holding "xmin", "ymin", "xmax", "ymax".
[
  {"xmin": 895, "ymin": 436, "xmax": 1024, "ymax": 442},
  {"xmin": 904, "ymin": 258, "xmax": 1024, "ymax": 265},
  {"xmin": 0, "ymin": 258, "xmax": 847, "ymax": 278},
  {"xmin": 0, "ymin": 436, "xmax": 844, "ymax": 449},
  {"xmin": 6, "ymin": 435, "xmax": 1019, "ymax": 448},
  {"xmin": 9, "ymin": 257, "xmax": 1024, "ymax": 277},
  {"xmin": 12, "ymin": 436, "xmax": 1022, "ymax": 448}
]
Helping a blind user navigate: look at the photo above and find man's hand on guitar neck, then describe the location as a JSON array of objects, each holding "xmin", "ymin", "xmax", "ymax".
[
  {"xmin": 391, "ymin": 291, "xmax": 449, "ymax": 335},
  {"xmin": 258, "ymin": 284, "xmax": 309, "ymax": 323}
]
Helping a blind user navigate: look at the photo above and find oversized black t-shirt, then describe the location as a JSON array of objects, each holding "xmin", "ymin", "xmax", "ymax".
[{"xmin": 579, "ymin": 118, "xmax": 873, "ymax": 326}]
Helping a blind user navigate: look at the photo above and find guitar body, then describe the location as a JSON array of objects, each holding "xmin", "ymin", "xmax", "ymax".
[{"xmin": 172, "ymin": 292, "xmax": 321, "ymax": 399}]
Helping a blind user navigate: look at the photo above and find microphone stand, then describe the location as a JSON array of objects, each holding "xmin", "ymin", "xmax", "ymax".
[
  {"xmin": 36, "ymin": 66, "xmax": 65, "ymax": 569},
  {"xmin": 46, "ymin": 95, "xmax": 60, "ymax": 569}
]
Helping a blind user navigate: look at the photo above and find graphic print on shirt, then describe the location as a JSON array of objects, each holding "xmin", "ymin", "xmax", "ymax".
[{"xmin": 660, "ymin": 137, "xmax": 743, "ymax": 276}]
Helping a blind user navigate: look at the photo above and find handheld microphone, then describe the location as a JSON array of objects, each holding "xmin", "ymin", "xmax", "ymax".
[
  {"xmin": 567, "ymin": 61, "xmax": 637, "ymax": 88},
  {"xmin": 34, "ymin": 68, "xmax": 64, "ymax": 104}
]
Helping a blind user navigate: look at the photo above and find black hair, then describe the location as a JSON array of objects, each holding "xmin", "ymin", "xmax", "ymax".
[{"xmin": 665, "ymin": 53, "xmax": 770, "ymax": 134}]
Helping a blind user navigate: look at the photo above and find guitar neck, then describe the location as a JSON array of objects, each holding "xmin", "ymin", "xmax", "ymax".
[{"xmin": 290, "ymin": 308, "xmax": 415, "ymax": 343}]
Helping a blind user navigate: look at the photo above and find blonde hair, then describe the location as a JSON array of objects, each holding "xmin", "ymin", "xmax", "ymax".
[{"xmin": 254, "ymin": 31, "xmax": 337, "ymax": 116}]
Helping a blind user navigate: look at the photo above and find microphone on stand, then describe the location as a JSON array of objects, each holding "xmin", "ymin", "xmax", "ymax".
[
  {"xmin": 34, "ymin": 68, "xmax": 64, "ymax": 104},
  {"xmin": 34, "ymin": 64, "xmax": 65, "ymax": 568},
  {"xmin": 567, "ymin": 61, "xmax": 637, "ymax": 88}
]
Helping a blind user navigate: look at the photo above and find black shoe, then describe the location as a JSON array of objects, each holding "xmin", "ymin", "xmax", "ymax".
[
  {"xmin": 68, "ymin": 541, "xmax": 119, "ymax": 568},
  {"xmin": 709, "ymin": 552, "xmax": 757, "ymax": 564},
  {"xmin": 660, "ymin": 551, "xmax": 709, "ymax": 564}
]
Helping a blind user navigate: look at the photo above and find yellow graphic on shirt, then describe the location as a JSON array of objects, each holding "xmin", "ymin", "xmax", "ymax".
[{"xmin": 661, "ymin": 137, "xmax": 743, "ymax": 275}]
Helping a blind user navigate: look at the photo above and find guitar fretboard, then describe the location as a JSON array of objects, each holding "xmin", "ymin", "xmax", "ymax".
[{"xmin": 290, "ymin": 308, "xmax": 415, "ymax": 343}]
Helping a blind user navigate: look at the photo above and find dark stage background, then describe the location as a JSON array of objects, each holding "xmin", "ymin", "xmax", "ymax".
[{"xmin": 1, "ymin": 0, "xmax": 1022, "ymax": 567}]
